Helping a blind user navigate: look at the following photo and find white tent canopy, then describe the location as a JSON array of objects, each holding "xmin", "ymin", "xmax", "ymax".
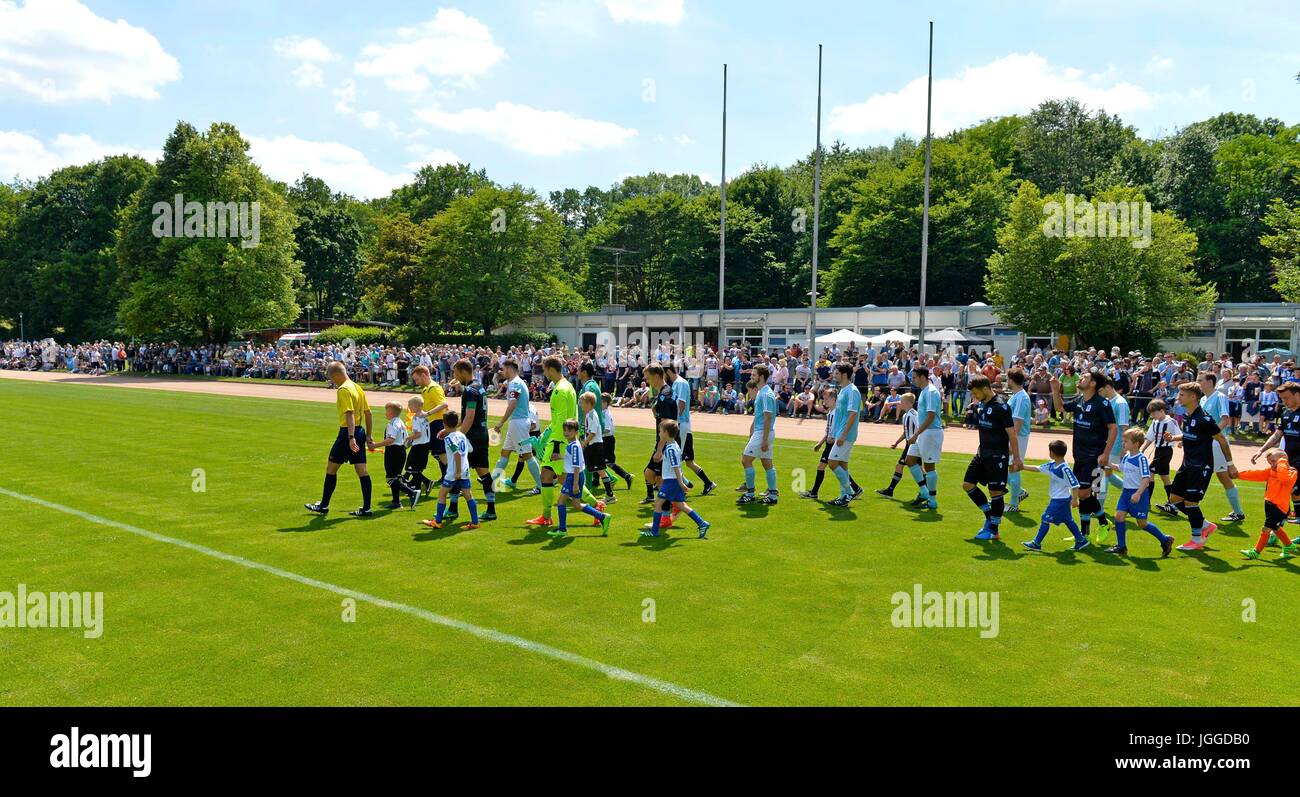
[
  {"xmin": 868, "ymin": 330, "xmax": 916, "ymax": 345},
  {"xmin": 929, "ymin": 327, "xmax": 991, "ymax": 344},
  {"xmin": 815, "ymin": 328, "xmax": 872, "ymax": 345}
]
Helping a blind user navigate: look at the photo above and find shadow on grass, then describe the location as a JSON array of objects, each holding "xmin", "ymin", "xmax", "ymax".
[
  {"xmin": 411, "ymin": 523, "xmax": 469, "ymax": 542},
  {"xmin": 276, "ymin": 514, "xmax": 351, "ymax": 533},
  {"xmin": 962, "ymin": 537, "xmax": 1020, "ymax": 561},
  {"xmin": 619, "ymin": 532, "xmax": 685, "ymax": 551}
]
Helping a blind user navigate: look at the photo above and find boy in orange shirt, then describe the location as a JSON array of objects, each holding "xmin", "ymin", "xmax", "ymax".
[{"xmin": 1237, "ymin": 449, "xmax": 1300, "ymax": 561}]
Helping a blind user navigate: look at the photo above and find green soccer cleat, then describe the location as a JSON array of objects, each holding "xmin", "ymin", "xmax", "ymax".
[
  {"xmin": 546, "ymin": 528, "xmax": 567, "ymax": 538},
  {"xmin": 1241, "ymin": 548, "xmax": 1261, "ymax": 560},
  {"xmin": 599, "ymin": 513, "xmax": 611, "ymax": 537},
  {"xmin": 1279, "ymin": 549, "xmax": 1295, "ymax": 561}
]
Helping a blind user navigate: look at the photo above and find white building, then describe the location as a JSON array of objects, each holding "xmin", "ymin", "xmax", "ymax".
[{"xmin": 501, "ymin": 302, "xmax": 1300, "ymax": 360}]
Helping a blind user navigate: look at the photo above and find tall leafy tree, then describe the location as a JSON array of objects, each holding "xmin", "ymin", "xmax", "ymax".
[
  {"xmin": 985, "ymin": 182, "xmax": 1216, "ymax": 352},
  {"xmin": 358, "ymin": 212, "xmax": 433, "ymax": 327},
  {"xmin": 382, "ymin": 163, "xmax": 492, "ymax": 223},
  {"xmin": 1263, "ymin": 186, "xmax": 1300, "ymax": 302},
  {"xmin": 1015, "ymin": 99, "xmax": 1136, "ymax": 195},
  {"xmin": 288, "ymin": 175, "xmax": 364, "ymax": 318}
]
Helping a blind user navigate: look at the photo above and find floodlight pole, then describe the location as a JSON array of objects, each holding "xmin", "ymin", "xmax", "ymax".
[
  {"xmin": 918, "ymin": 21, "xmax": 934, "ymax": 355},
  {"xmin": 718, "ymin": 63, "xmax": 728, "ymax": 353},
  {"xmin": 810, "ymin": 44, "xmax": 824, "ymax": 355}
]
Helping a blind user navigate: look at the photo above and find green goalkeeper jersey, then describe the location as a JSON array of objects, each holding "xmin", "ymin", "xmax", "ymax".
[{"xmin": 545, "ymin": 379, "xmax": 579, "ymax": 461}]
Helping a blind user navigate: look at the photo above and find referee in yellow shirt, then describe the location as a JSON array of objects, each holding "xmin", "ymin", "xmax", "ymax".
[
  {"xmin": 411, "ymin": 365, "xmax": 450, "ymax": 479},
  {"xmin": 306, "ymin": 361, "xmax": 375, "ymax": 517}
]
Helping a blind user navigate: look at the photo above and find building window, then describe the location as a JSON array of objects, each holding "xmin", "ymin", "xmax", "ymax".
[{"xmin": 725, "ymin": 327, "xmax": 764, "ymax": 348}]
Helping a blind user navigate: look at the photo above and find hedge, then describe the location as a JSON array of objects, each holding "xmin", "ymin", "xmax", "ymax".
[{"xmin": 312, "ymin": 325, "xmax": 555, "ymax": 350}]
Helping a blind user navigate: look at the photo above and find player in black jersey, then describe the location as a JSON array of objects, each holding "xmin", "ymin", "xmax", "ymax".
[
  {"xmin": 640, "ymin": 364, "xmax": 679, "ymax": 510},
  {"xmin": 1166, "ymin": 381, "xmax": 1236, "ymax": 551},
  {"xmin": 1250, "ymin": 381, "xmax": 1300, "ymax": 533},
  {"xmin": 448, "ymin": 358, "xmax": 497, "ymax": 521},
  {"xmin": 963, "ymin": 376, "xmax": 1023, "ymax": 541},
  {"xmin": 1050, "ymin": 369, "xmax": 1117, "ymax": 538}
]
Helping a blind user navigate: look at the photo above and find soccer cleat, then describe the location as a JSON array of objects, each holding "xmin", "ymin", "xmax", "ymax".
[
  {"xmin": 622, "ymin": 473, "xmax": 634, "ymax": 490},
  {"xmin": 546, "ymin": 528, "xmax": 568, "ymax": 538},
  {"xmin": 1177, "ymin": 539, "xmax": 1204, "ymax": 551},
  {"xmin": 524, "ymin": 515, "xmax": 553, "ymax": 526},
  {"xmin": 1201, "ymin": 522, "xmax": 1218, "ymax": 540},
  {"xmin": 1157, "ymin": 502, "xmax": 1180, "ymax": 516},
  {"xmin": 736, "ymin": 493, "xmax": 756, "ymax": 505},
  {"xmin": 639, "ymin": 529, "xmax": 660, "ymax": 538},
  {"xmin": 595, "ymin": 500, "xmax": 607, "ymax": 511},
  {"xmin": 1241, "ymin": 548, "xmax": 1261, "ymax": 560},
  {"xmin": 1105, "ymin": 545, "xmax": 1128, "ymax": 555},
  {"xmin": 1161, "ymin": 536, "xmax": 1174, "ymax": 558},
  {"xmin": 974, "ymin": 528, "xmax": 996, "ymax": 541},
  {"xmin": 1283, "ymin": 543, "xmax": 1300, "ymax": 555},
  {"xmin": 702, "ymin": 482, "xmax": 719, "ymax": 496},
  {"xmin": 799, "ymin": 491, "xmax": 820, "ymax": 500},
  {"xmin": 1018, "ymin": 489, "xmax": 1029, "ymax": 503},
  {"xmin": 501, "ymin": 478, "xmax": 516, "ymax": 489},
  {"xmin": 682, "ymin": 478, "xmax": 694, "ymax": 490},
  {"xmin": 639, "ymin": 496, "xmax": 656, "ymax": 505},
  {"xmin": 304, "ymin": 502, "xmax": 329, "ymax": 515},
  {"xmin": 909, "ymin": 495, "xmax": 928, "ymax": 507},
  {"xmin": 927, "ymin": 499, "xmax": 938, "ymax": 510},
  {"xmin": 603, "ymin": 494, "xmax": 618, "ymax": 504},
  {"xmin": 1021, "ymin": 540, "xmax": 1042, "ymax": 552},
  {"xmin": 525, "ymin": 487, "xmax": 541, "ymax": 496},
  {"xmin": 1221, "ymin": 512, "xmax": 1246, "ymax": 523},
  {"xmin": 759, "ymin": 492, "xmax": 779, "ymax": 505},
  {"xmin": 349, "ymin": 508, "xmax": 373, "ymax": 517},
  {"xmin": 464, "ymin": 523, "xmax": 480, "ymax": 530},
  {"xmin": 443, "ymin": 509, "xmax": 459, "ymax": 520},
  {"xmin": 697, "ymin": 521, "xmax": 710, "ymax": 539},
  {"xmin": 420, "ymin": 519, "xmax": 443, "ymax": 529},
  {"xmin": 410, "ymin": 488, "xmax": 421, "ymax": 509},
  {"xmin": 828, "ymin": 496, "xmax": 851, "ymax": 507},
  {"xmin": 1072, "ymin": 537, "xmax": 1091, "ymax": 552},
  {"xmin": 383, "ymin": 501, "xmax": 402, "ymax": 510},
  {"xmin": 1093, "ymin": 526, "xmax": 1108, "ymax": 544},
  {"xmin": 599, "ymin": 514, "xmax": 611, "ymax": 536},
  {"xmin": 481, "ymin": 510, "xmax": 497, "ymax": 521},
  {"xmin": 851, "ymin": 485, "xmax": 864, "ymax": 501},
  {"xmin": 876, "ymin": 488, "xmax": 894, "ymax": 498}
]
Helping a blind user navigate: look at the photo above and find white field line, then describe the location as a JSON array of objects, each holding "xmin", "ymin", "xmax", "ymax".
[{"xmin": 0, "ymin": 486, "xmax": 741, "ymax": 708}]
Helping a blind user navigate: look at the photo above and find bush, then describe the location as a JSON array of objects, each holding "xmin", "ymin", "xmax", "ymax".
[
  {"xmin": 313, "ymin": 325, "xmax": 394, "ymax": 345},
  {"xmin": 397, "ymin": 329, "xmax": 557, "ymax": 350}
]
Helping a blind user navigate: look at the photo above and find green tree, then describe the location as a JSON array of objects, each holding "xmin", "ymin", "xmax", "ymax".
[
  {"xmin": 1263, "ymin": 188, "xmax": 1300, "ymax": 302},
  {"xmin": 1015, "ymin": 98, "xmax": 1136, "ymax": 195},
  {"xmin": 985, "ymin": 183, "xmax": 1216, "ymax": 352},
  {"xmin": 288, "ymin": 175, "xmax": 364, "ymax": 318},
  {"xmin": 382, "ymin": 163, "xmax": 492, "ymax": 223},
  {"xmin": 358, "ymin": 212, "xmax": 432, "ymax": 327},
  {"xmin": 116, "ymin": 122, "xmax": 301, "ymax": 343}
]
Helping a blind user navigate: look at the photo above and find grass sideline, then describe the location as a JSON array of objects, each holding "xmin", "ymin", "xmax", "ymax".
[{"xmin": 0, "ymin": 378, "xmax": 1294, "ymax": 706}]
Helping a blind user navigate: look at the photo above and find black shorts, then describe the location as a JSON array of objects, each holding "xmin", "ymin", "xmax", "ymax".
[
  {"xmin": 329, "ymin": 427, "xmax": 367, "ymax": 465},
  {"xmin": 429, "ymin": 420, "xmax": 446, "ymax": 456},
  {"xmin": 1171, "ymin": 464, "xmax": 1213, "ymax": 502},
  {"xmin": 602, "ymin": 435, "xmax": 617, "ymax": 463},
  {"xmin": 1264, "ymin": 502, "xmax": 1289, "ymax": 531},
  {"xmin": 1151, "ymin": 446, "xmax": 1173, "ymax": 476},
  {"xmin": 585, "ymin": 441, "xmax": 606, "ymax": 472},
  {"xmin": 682, "ymin": 432, "xmax": 696, "ymax": 461},
  {"xmin": 467, "ymin": 434, "xmax": 489, "ymax": 470},
  {"xmin": 1073, "ymin": 451, "xmax": 1103, "ymax": 490},
  {"xmin": 405, "ymin": 443, "xmax": 431, "ymax": 475},
  {"xmin": 964, "ymin": 451, "xmax": 1009, "ymax": 491},
  {"xmin": 384, "ymin": 446, "xmax": 407, "ymax": 480},
  {"xmin": 645, "ymin": 449, "xmax": 663, "ymax": 476}
]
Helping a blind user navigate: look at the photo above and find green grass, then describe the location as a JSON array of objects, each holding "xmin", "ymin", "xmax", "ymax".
[{"xmin": 1, "ymin": 378, "xmax": 1296, "ymax": 706}]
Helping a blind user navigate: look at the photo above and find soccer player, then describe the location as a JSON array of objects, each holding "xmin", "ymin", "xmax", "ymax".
[
  {"xmin": 1093, "ymin": 378, "xmax": 1129, "ymax": 537},
  {"xmin": 643, "ymin": 419, "xmax": 710, "ymax": 539},
  {"xmin": 738, "ymin": 363, "xmax": 779, "ymax": 505},
  {"xmin": 1050, "ymin": 369, "xmax": 1117, "ymax": 539},
  {"xmin": 1105, "ymin": 427, "xmax": 1173, "ymax": 557},
  {"xmin": 599, "ymin": 393, "xmax": 636, "ymax": 489},
  {"xmin": 305, "ymin": 361, "xmax": 374, "ymax": 517},
  {"xmin": 1021, "ymin": 439, "xmax": 1088, "ymax": 552},
  {"xmin": 420, "ymin": 411, "xmax": 480, "ymax": 530},
  {"xmin": 1238, "ymin": 449, "xmax": 1300, "ymax": 561},
  {"xmin": 1166, "ymin": 381, "xmax": 1237, "ymax": 551},
  {"xmin": 641, "ymin": 364, "xmax": 677, "ymax": 506},
  {"xmin": 552, "ymin": 419, "xmax": 612, "ymax": 539},
  {"xmin": 1200, "ymin": 371, "xmax": 1246, "ymax": 523},
  {"xmin": 1005, "ymin": 368, "xmax": 1033, "ymax": 511},
  {"xmin": 905, "ymin": 366, "xmax": 944, "ymax": 510},
  {"xmin": 526, "ymin": 356, "xmax": 601, "ymax": 527},
  {"xmin": 665, "ymin": 363, "xmax": 719, "ymax": 496},
  {"xmin": 410, "ymin": 364, "xmax": 450, "ymax": 481},
  {"xmin": 1250, "ymin": 381, "xmax": 1300, "ymax": 533},
  {"xmin": 826, "ymin": 363, "xmax": 864, "ymax": 507},
  {"xmin": 877, "ymin": 392, "xmax": 928, "ymax": 499},
  {"xmin": 403, "ymin": 395, "xmax": 434, "ymax": 498},
  {"xmin": 1143, "ymin": 399, "xmax": 1179, "ymax": 514},
  {"xmin": 369, "ymin": 400, "xmax": 421, "ymax": 510},
  {"xmin": 578, "ymin": 361, "xmax": 617, "ymax": 500},
  {"xmin": 450, "ymin": 358, "xmax": 497, "ymax": 521},
  {"xmin": 963, "ymin": 375, "xmax": 1022, "ymax": 540},
  {"xmin": 491, "ymin": 359, "xmax": 542, "ymax": 495}
]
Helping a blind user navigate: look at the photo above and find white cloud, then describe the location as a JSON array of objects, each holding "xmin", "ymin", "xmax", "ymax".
[
  {"xmin": 274, "ymin": 35, "xmax": 337, "ymax": 88},
  {"xmin": 355, "ymin": 8, "xmax": 505, "ymax": 93},
  {"xmin": 605, "ymin": 0, "xmax": 684, "ymax": 24},
  {"xmin": 829, "ymin": 52, "xmax": 1153, "ymax": 138},
  {"xmin": 358, "ymin": 111, "xmax": 383, "ymax": 129},
  {"xmin": 403, "ymin": 145, "xmax": 463, "ymax": 171},
  {"xmin": 414, "ymin": 101, "xmax": 637, "ymax": 156},
  {"xmin": 333, "ymin": 79, "xmax": 356, "ymax": 114},
  {"xmin": 0, "ymin": 0, "xmax": 180, "ymax": 103},
  {"xmin": 0, "ymin": 130, "xmax": 160, "ymax": 181},
  {"xmin": 1146, "ymin": 55, "xmax": 1174, "ymax": 74},
  {"xmin": 247, "ymin": 135, "xmax": 409, "ymax": 199},
  {"xmin": 674, "ymin": 134, "xmax": 693, "ymax": 146}
]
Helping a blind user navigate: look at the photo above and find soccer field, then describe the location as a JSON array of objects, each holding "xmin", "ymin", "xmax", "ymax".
[{"xmin": 1, "ymin": 379, "xmax": 1295, "ymax": 707}]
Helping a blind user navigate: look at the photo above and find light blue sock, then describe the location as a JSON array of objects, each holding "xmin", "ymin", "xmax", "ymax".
[
  {"xmin": 526, "ymin": 457, "xmax": 543, "ymax": 487},
  {"xmin": 908, "ymin": 464, "xmax": 929, "ymax": 497},
  {"xmin": 765, "ymin": 467, "xmax": 777, "ymax": 493},
  {"xmin": 744, "ymin": 465, "xmax": 756, "ymax": 492},
  {"xmin": 1007, "ymin": 471, "xmax": 1022, "ymax": 504},
  {"xmin": 491, "ymin": 456, "xmax": 509, "ymax": 480},
  {"xmin": 925, "ymin": 469, "xmax": 938, "ymax": 496},
  {"xmin": 833, "ymin": 466, "xmax": 851, "ymax": 498},
  {"xmin": 1226, "ymin": 487, "xmax": 1244, "ymax": 516}
]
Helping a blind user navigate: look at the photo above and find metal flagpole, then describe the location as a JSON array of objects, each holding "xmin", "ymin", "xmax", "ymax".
[
  {"xmin": 918, "ymin": 21, "xmax": 934, "ymax": 355},
  {"xmin": 718, "ymin": 64, "xmax": 728, "ymax": 353},
  {"xmin": 810, "ymin": 44, "xmax": 824, "ymax": 354}
]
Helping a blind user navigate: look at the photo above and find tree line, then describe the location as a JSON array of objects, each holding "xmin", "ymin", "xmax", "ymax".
[{"xmin": 0, "ymin": 99, "xmax": 1297, "ymax": 348}]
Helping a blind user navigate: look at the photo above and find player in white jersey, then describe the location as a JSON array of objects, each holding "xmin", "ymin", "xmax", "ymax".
[
  {"xmin": 643, "ymin": 419, "xmax": 711, "ymax": 539},
  {"xmin": 598, "ymin": 395, "xmax": 635, "ymax": 489},
  {"xmin": 1022, "ymin": 439, "xmax": 1088, "ymax": 552},
  {"xmin": 1199, "ymin": 371, "xmax": 1246, "ymax": 523},
  {"xmin": 878, "ymin": 393, "xmax": 930, "ymax": 499},
  {"xmin": 549, "ymin": 418, "xmax": 611, "ymax": 539},
  {"xmin": 369, "ymin": 400, "xmax": 421, "ymax": 509},
  {"xmin": 1104, "ymin": 427, "xmax": 1174, "ymax": 557},
  {"xmin": 905, "ymin": 367, "xmax": 944, "ymax": 510},
  {"xmin": 420, "ymin": 411, "xmax": 481, "ymax": 529},
  {"xmin": 490, "ymin": 359, "xmax": 542, "ymax": 494}
]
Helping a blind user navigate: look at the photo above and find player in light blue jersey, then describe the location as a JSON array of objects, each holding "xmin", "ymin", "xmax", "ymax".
[
  {"xmin": 1005, "ymin": 369, "xmax": 1034, "ymax": 511},
  {"xmin": 1199, "ymin": 371, "xmax": 1246, "ymax": 523},
  {"xmin": 666, "ymin": 364, "xmax": 718, "ymax": 495},
  {"xmin": 1091, "ymin": 380, "xmax": 1130, "ymax": 541},
  {"xmin": 490, "ymin": 359, "xmax": 542, "ymax": 494},
  {"xmin": 905, "ymin": 367, "xmax": 944, "ymax": 510},
  {"xmin": 738, "ymin": 363, "xmax": 779, "ymax": 505},
  {"xmin": 826, "ymin": 363, "xmax": 864, "ymax": 507}
]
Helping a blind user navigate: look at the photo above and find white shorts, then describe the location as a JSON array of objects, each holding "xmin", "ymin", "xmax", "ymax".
[
  {"xmin": 1212, "ymin": 441, "xmax": 1230, "ymax": 474},
  {"xmin": 828, "ymin": 440, "xmax": 854, "ymax": 462},
  {"xmin": 502, "ymin": 418, "xmax": 534, "ymax": 455},
  {"xmin": 743, "ymin": 430, "xmax": 773, "ymax": 459},
  {"xmin": 679, "ymin": 420, "xmax": 692, "ymax": 439},
  {"xmin": 915, "ymin": 429, "xmax": 944, "ymax": 464}
]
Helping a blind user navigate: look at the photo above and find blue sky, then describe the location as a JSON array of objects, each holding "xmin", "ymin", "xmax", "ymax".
[{"xmin": 1, "ymin": 0, "xmax": 1297, "ymax": 198}]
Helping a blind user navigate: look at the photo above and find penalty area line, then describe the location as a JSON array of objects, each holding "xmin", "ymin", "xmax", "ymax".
[{"xmin": 0, "ymin": 486, "xmax": 741, "ymax": 708}]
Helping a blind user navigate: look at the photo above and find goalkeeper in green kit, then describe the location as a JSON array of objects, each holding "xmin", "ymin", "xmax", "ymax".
[{"xmin": 525, "ymin": 356, "xmax": 606, "ymax": 527}]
